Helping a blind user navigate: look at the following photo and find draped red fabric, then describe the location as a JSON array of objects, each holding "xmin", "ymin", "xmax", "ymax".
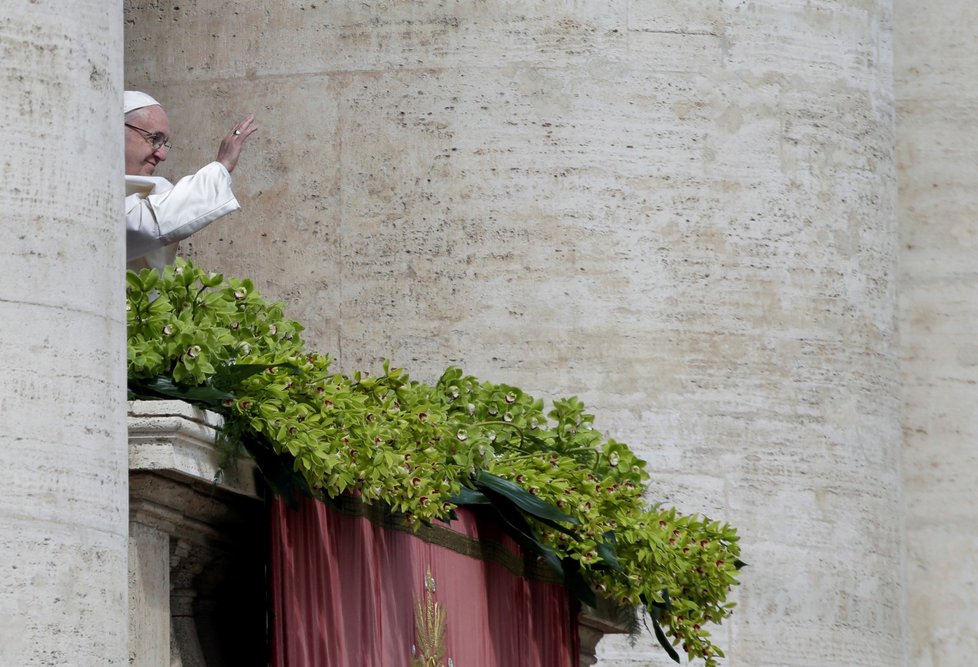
[{"xmin": 270, "ymin": 497, "xmax": 578, "ymax": 667}]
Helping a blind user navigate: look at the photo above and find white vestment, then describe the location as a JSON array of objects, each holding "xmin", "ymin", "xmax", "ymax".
[{"xmin": 126, "ymin": 161, "xmax": 240, "ymax": 271}]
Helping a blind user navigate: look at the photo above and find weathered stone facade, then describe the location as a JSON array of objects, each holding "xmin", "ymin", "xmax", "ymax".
[{"xmin": 125, "ymin": 2, "xmax": 908, "ymax": 664}]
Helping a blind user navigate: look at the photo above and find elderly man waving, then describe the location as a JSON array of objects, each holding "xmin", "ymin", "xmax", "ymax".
[{"xmin": 125, "ymin": 90, "xmax": 257, "ymax": 270}]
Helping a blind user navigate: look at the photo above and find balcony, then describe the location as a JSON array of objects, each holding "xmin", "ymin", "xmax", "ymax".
[{"xmin": 128, "ymin": 400, "xmax": 628, "ymax": 666}]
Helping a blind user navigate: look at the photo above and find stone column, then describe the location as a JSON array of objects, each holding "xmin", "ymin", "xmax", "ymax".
[
  {"xmin": 897, "ymin": 2, "xmax": 978, "ymax": 665},
  {"xmin": 125, "ymin": 2, "xmax": 903, "ymax": 664},
  {"xmin": 0, "ymin": 2, "xmax": 127, "ymax": 666}
]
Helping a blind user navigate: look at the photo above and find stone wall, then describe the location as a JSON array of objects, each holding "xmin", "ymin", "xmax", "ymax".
[
  {"xmin": 125, "ymin": 2, "xmax": 904, "ymax": 664},
  {"xmin": 1, "ymin": 1, "xmax": 128, "ymax": 665},
  {"xmin": 896, "ymin": 2, "xmax": 978, "ymax": 665}
]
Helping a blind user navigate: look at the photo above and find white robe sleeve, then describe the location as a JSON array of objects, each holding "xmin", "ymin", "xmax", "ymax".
[{"xmin": 125, "ymin": 161, "xmax": 241, "ymax": 263}]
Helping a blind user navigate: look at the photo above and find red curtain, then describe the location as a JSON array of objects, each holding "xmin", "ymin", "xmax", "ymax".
[{"xmin": 270, "ymin": 496, "xmax": 578, "ymax": 667}]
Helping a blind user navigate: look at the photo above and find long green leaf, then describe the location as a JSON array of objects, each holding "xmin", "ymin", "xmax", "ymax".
[
  {"xmin": 449, "ymin": 487, "xmax": 492, "ymax": 506},
  {"xmin": 481, "ymin": 492, "xmax": 565, "ymax": 578},
  {"xmin": 475, "ymin": 471, "xmax": 579, "ymax": 525},
  {"xmin": 596, "ymin": 538, "xmax": 623, "ymax": 570},
  {"xmin": 476, "ymin": 485, "xmax": 599, "ymax": 607},
  {"xmin": 643, "ymin": 588, "xmax": 672, "ymax": 619},
  {"xmin": 561, "ymin": 556, "xmax": 597, "ymax": 608},
  {"xmin": 130, "ymin": 376, "xmax": 233, "ymax": 407},
  {"xmin": 652, "ymin": 619, "xmax": 680, "ymax": 664},
  {"xmin": 240, "ymin": 431, "xmax": 310, "ymax": 508}
]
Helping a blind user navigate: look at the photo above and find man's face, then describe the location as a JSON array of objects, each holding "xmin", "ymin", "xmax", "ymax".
[{"xmin": 124, "ymin": 105, "xmax": 171, "ymax": 176}]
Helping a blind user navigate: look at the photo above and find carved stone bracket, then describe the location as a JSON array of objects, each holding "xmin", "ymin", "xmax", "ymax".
[{"xmin": 578, "ymin": 599, "xmax": 635, "ymax": 666}]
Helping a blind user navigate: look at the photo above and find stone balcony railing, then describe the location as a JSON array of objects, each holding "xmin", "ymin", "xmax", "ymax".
[{"xmin": 127, "ymin": 400, "xmax": 628, "ymax": 666}]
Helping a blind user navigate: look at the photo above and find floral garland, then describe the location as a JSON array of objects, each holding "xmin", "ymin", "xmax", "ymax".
[{"xmin": 126, "ymin": 259, "xmax": 742, "ymax": 665}]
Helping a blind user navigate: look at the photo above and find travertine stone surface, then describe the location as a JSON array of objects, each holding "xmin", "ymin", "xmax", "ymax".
[
  {"xmin": 0, "ymin": 2, "xmax": 127, "ymax": 666},
  {"xmin": 128, "ymin": 523, "xmax": 170, "ymax": 666},
  {"xmin": 128, "ymin": 399, "xmax": 258, "ymax": 495},
  {"xmin": 127, "ymin": 401, "xmax": 262, "ymax": 666},
  {"xmin": 125, "ymin": 2, "xmax": 903, "ymax": 664},
  {"xmin": 896, "ymin": 2, "xmax": 978, "ymax": 665}
]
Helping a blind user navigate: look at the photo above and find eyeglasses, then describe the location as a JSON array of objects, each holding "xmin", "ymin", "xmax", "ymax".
[{"xmin": 125, "ymin": 123, "xmax": 173, "ymax": 151}]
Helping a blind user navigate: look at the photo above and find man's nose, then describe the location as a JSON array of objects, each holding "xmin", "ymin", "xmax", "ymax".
[{"xmin": 153, "ymin": 145, "xmax": 169, "ymax": 160}]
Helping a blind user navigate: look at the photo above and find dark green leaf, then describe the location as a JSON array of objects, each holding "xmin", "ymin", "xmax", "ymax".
[
  {"xmin": 240, "ymin": 432, "xmax": 310, "ymax": 508},
  {"xmin": 211, "ymin": 364, "xmax": 294, "ymax": 391},
  {"xmin": 644, "ymin": 588, "xmax": 672, "ymax": 614},
  {"xmin": 449, "ymin": 487, "xmax": 492, "ymax": 505},
  {"xmin": 475, "ymin": 471, "xmax": 579, "ymax": 525},
  {"xmin": 477, "ymin": 488, "xmax": 598, "ymax": 607},
  {"xmin": 482, "ymin": 493, "xmax": 565, "ymax": 579},
  {"xmin": 596, "ymin": 538, "xmax": 622, "ymax": 570},
  {"xmin": 643, "ymin": 598, "xmax": 661, "ymax": 623},
  {"xmin": 561, "ymin": 556, "xmax": 597, "ymax": 607},
  {"xmin": 129, "ymin": 376, "xmax": 233, "ymax": 407},
  {"xmin": 652, "ymin": 618, "xmax": 680, "ymax": 663}
]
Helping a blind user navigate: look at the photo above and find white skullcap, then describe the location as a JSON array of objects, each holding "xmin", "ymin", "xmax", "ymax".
[{"xmin": 124, "ymin": 90, "xmax": 161, "ymax": 114}]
